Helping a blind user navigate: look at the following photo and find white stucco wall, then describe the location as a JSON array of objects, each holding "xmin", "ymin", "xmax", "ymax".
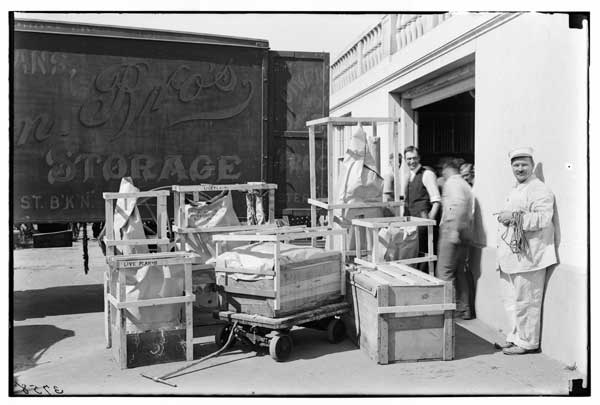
[
  {"xmin": 330, "ymin": 12, "xmax": 588, "ymax": 377},
  {"xmin": 473, "ymin": 12, "xmax": 588, "ymax": 373}
]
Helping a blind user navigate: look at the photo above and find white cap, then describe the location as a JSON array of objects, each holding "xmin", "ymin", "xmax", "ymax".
[{"xmin": 508, "ymin": 147, "xmax": 534, "ymax": 160}]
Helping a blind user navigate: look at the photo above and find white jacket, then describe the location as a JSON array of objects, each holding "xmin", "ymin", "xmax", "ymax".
[{"xmin": 496, "ymin": 175, "xmax": 557, "ymax": 273}]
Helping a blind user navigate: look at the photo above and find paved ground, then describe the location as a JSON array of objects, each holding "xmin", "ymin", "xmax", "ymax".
[{"xmin": 11, "ymin": 239, "xmax": 583, "ymax": 396}]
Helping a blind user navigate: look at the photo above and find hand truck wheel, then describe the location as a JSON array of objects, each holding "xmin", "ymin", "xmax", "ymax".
[
  {"xmin": 269, "ymin": 333, "xmax": 293, "ymax": 361},
  {"xmin": 326, "ymin": 318, "xmax": 346, "ymax": 344},
  {"xmin": 215, "ymin": 324, "xmax": 236, "ymax": 349}
]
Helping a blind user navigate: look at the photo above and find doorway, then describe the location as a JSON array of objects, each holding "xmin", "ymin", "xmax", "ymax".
[{"xmin": 415, "ymin": 91, "xmax": 475, "ymax": 171}]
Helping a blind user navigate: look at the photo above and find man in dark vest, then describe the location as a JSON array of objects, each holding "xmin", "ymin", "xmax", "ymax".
[{"xmin": 399, "ymin": 146, "xmax": 441, "ymax": 270}]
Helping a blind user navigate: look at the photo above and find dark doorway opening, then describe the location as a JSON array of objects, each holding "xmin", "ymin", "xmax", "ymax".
[{"xmin": 415, "ymin": 91, "xmax": 475, "ymax": 171}]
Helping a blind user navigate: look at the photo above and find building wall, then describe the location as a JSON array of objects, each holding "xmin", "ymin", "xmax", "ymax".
[
  {"xmin": 472, "ymin": 12, "xmax": 588, "ymax": 373},
  {"xmin": 330, "ymin": 12, "xmax": 588, "ymax": 375}
]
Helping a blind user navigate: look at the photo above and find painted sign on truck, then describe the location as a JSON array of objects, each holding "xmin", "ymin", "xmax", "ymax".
[
  {"xmin": 12, "ymin": 20, "xmax": 329, "ymax": 223},
  {"xmin": 13, "ymin": 20, "xmax": 269, "ymax": 222}
]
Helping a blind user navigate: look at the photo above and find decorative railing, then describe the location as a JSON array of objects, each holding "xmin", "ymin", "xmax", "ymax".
[{"xmin": 331, "ymin": 13, "xmax": 453, "ymax": 93}]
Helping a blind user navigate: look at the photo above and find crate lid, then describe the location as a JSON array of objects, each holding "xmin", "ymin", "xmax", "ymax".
[{"xmin": 348, "ymin": 263, "xmax": 444, "ymax": 294}]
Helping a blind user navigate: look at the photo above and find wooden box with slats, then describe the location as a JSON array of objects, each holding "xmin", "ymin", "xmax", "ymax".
[{"xmin": 344, "ymin": 263, "xmax": 455, "ymax": 364}]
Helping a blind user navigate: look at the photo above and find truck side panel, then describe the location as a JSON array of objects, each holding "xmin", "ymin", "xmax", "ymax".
[
  {"xmin": 13, "ymin": 26, "xmax": 267, "ymax": 222},
  {"xmin": 267, "ymin": 51, "xmax": 329, "ymax": 216}
]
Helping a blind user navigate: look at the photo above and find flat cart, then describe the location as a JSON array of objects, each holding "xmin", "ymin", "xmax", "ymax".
[{"xmin": 214, "ymin": 301, "xmax": 350, "ymax": 361}]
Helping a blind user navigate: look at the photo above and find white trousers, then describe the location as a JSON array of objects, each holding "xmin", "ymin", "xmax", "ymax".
[{"xmin": 499, "ymin": 268, "xmax": 547, "ymax": 350}]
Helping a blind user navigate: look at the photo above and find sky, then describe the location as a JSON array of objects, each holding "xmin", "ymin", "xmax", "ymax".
[{"xmin": 15, "ymin": 12, "xmax": 385, "ymax": 61}]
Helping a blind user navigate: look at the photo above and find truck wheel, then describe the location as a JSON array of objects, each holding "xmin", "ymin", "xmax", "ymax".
[
  {"xmin": 327, "ymin": 318, "xmax": 346, "ymax": 343},
  {"xmin": 269, "ymin": 334, "xmax": 293, "ymax": 361},
  {"xmin": 215, "ymin": 324, "xmax": 236, "ymax": 349}
]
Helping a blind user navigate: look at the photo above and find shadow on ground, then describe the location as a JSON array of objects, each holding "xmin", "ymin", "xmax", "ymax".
[
  {"xmin": 13, "ymin": 284, "xmax": 103, "ymax": 321},
  {"xmin": 12, "ymin": 324, "xmax": 75, "ymax": 373},
  {"xmin": 454, "ymin": 324, "xmax": 497, "ymax": 360}
]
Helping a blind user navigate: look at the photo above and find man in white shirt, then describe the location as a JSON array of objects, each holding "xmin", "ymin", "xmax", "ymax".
[
  {"xmin": 495, "ymin": 147, "xmax": 556, "ymax": 355},
  {"xmin": 398, "ymin": 146, "xmax": 441, "ymax": 270}
]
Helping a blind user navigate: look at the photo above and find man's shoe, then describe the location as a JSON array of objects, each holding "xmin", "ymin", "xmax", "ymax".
[
  {"xmin": 494, "ymin": 341, "xmax": 514, "ymax": 349},
  {"xmin": 502, "ymin": 345, "xmax": 538, "ymax": 355}
]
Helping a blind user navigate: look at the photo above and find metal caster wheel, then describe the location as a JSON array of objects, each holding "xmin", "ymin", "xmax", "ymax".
[
  {"xmin": 327, "ymin": 318, "xmax": 346, "ymax": 343},
  {"xmin": 269, "ymin": 334, "xmax": 293, "ymax": 361},
  {"xmin": 215, "ymin": 324, "xmax": 236, "ymax": 349}
]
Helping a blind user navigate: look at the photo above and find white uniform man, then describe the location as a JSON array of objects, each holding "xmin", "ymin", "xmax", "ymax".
[{"xmin": 496, "ymin": 147, "xmax": 557, "ymax": 355}]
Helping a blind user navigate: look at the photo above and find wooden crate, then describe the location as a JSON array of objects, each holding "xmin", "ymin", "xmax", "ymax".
[
  {"xmin": 352, "ymin": 216, "xmax": 437, "ymax": 275},
  {"xmin": 305, "ymin": 117, "xmax": 404, "ymax": 251},
  {"xmin": 216, "ymin": 253, "xmax": 343, "ymax": 317},
  {"xmin": 344, "ymin": 262, "xmax": 455, "ymax": 364},
  {"xmin": 214, "ymin": 227, "xmax": 346, "ymax": 318}
]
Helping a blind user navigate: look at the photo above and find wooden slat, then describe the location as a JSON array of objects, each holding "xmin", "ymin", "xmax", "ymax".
[
  {"xmin": 158, "ymin": 195, "xmax": 168, "ymax": 253},
  {"xmin": 377, "ymin": 303, "xmax": 456, "ymax": 315},
  {"xmin": 184, "ymin": 263, "xmax": 193, "ymax": 361},
  {"xmin": 354, "ymin": 257, "xmax": 377, "ymax": 268},
  {"xmin": 107, "ymin": 293, "xmax": 119, "ymax": 309},
  {"xmin": 230, "ymin": 225, "xmax": 306, "ymax": 235},
  {"xmin": 173, "ymin": 224, "xmax": 278, "ymax": 234},
  {"xmin": 116, "ymin": 294, "xmax": 195, "ymax": 309},
  {"xmin": 104, "ymin": 199, "xmax": 115, "ymax": 257},
  {"xmin": 276, "ymin": 229, "xmax": 345, "ymax": 242},
  {"xmin": 308, "ymin": 199, "xmax": 404, "ymax": 210},
  {"xmin": 354, "ymin": 225, "xmax": 361, "ymax": 260},
  {"xmin": 116, "ymin": 270, "xmax": 127, "ymax": 369},
  {"xmin": 306, "ymin": 117, "xmax": 399, "ymax": 126},
  {"xmin": 279, "ymin": 279, "xmax": 340, "ymax": 305},
  {"xmin": 172, "ymin": 183, "xmax": 277, "ymax": 192},
  {"xmin": 112, "ymin": 256, "xmax": 202, "ymax": 269},
  {"xmin": 211, "ymin": 234, "xmax": 279, "ymax": 242},
  {"xmin": 223, "ymin": 285, "xmax": 276, "ymax": 298},
  {"xmin": 103, "ymin": 190, "xmax": 170, "ymax": 199},
  {"xmin": 309, "ymin": 125, "xmax": 317, "ymax": 247},
  {"xmin": 376, "ymin": 265, "xmax": 419, "ymax": 285},
  {"xmin": 371, "ymin": 228, "xmax": 379, "ymax": 264},
  {"xmin": 268, "ymin": 189, "xmax": 275, "ymax": 224},
  {"xmin": 327, "ymin": 123, "xmax": 334, "ymax": 208},
  {"xmin": 427, "ymin": 225, "xmax": 434, "ymax": 276},
  {"xmin": 307, "ymin": 198, "xmax": 329, "ymax": 209},
  {"xmin": 377, "ymin": 284, "xmax": 389, "ymax": 364},
  {"xmin": 274, "ymin": 242, "xmax": 281, "ymax": 311},
  {"xmin": 393, "ymin": 256, "xmax": 438, "ymax": 265},
  {"xmin": 108, "ymin": 251, "xmax": 199, "ymax": 260},
  {"xmin": 105, "ymin": 238, "xmax": 170, "ymax": 247},
  {"xmin": 351, "ymin": 216, "xmax": 435, "ymax": 228},
  {"xmin": 387, "ymin": 262, "xmax": 444, "ymax": 284},
  {"xmin": 443, "ymin": 281, "xmax": 455, "ymax": 361},
  {"xmin": 173, "ymin": 190, "xmax": 181, "ymax": 229},
  {"xmin": 104, "ymin": 271, "xmax": 111, "ymax": 349}
]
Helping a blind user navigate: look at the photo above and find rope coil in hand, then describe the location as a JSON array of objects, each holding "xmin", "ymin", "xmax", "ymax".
[{"xmin": 501, "ymin": 211, "xmax": 529, "ymax": 254}]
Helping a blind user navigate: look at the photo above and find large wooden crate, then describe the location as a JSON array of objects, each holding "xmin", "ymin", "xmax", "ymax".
[
  {"xmin": 216, "ymin": 252, "xmax": 343, "ymax": 317},
  {"xmin": 344, "ymin": 262, "xmax": 455, "ymax": 364},
  {"xmin": 214, "ymin": 227, "xmax": 346, "ymax": 318}
]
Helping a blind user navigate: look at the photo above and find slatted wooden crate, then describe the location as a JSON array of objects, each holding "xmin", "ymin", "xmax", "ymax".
[
  {"xmin": 213, "ymin": 227, "xmax": 346, "ymax": 318},
  {"xmin": 344, "ymin": 262, "xmax": 455, "ymax": 364}
]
